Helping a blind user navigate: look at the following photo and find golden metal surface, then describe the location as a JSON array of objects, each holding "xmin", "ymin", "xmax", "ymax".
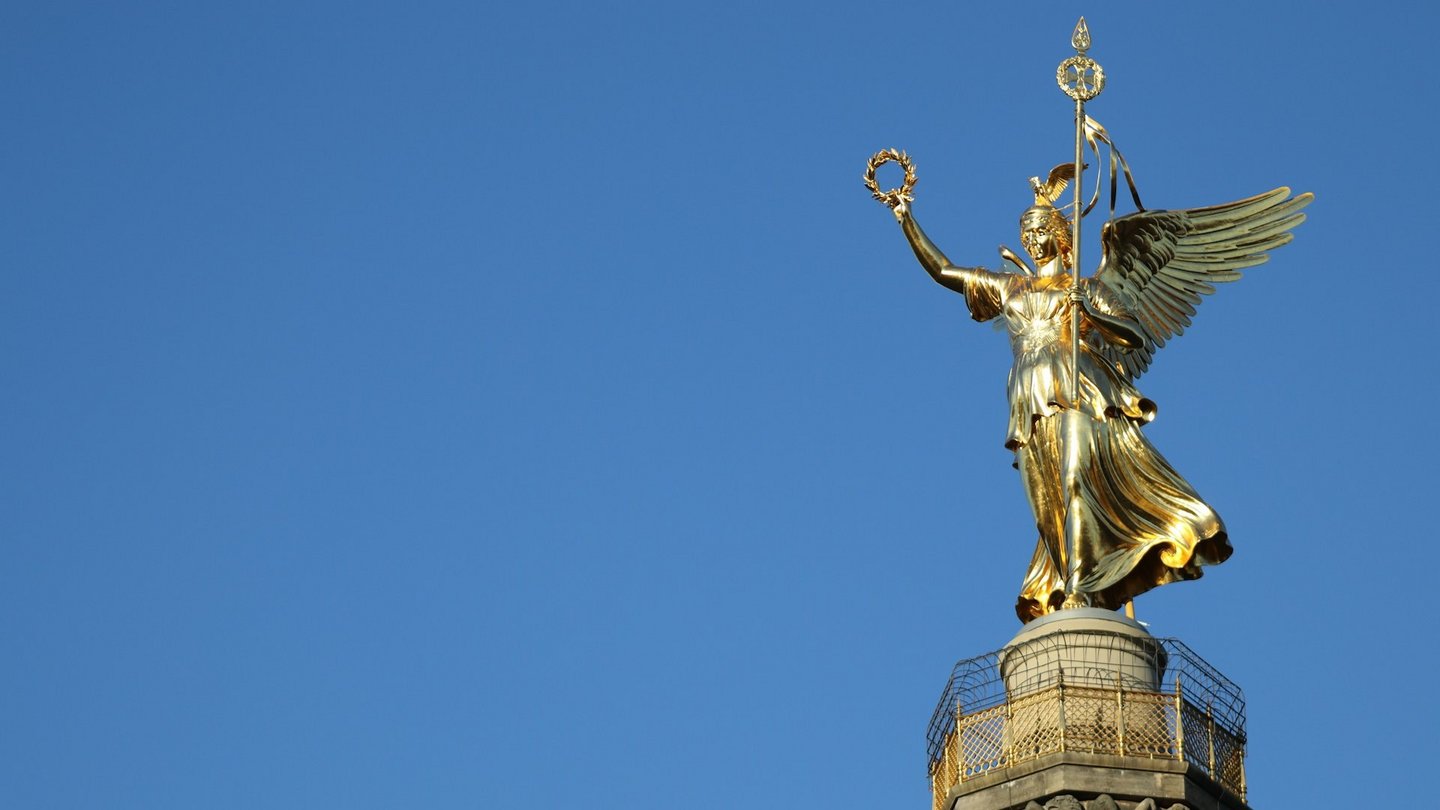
[
  {"xmin": 1029, "ymin": 163, "xmax": 1077, "ymax": 207},
  {"xmin": 929, "ymin": 679, "xmax": 1246, "ymax": 810},
  {"xmin": 1071, "ymin": 17, "xmax": 1092, "ymax": 52},
  {"xmin": 1057, "ymin": 55, "xmax": 1104, "ymax": 102},
  {"xmin": 864, "ymin": 148, "xmax": 917, "ymax": 210},
  {"xmin": 1061, "ymin": 25, "xmax": 1099, "ymax": 603},
  {"xmin": 866, "ymin": 19, "xmax": 1312, "ymax": 621}
]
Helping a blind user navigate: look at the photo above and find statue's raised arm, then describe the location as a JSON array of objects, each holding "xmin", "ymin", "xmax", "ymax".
[
  {"xmin": 865, "ymin": 149, "xmax": 1012, "ymax": 323},
  {"xmin": 896, "ymin": 205, "xmax": 1013, "ymax": 324}
]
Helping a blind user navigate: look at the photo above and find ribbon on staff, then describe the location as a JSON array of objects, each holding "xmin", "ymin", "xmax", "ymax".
[{"xmin": 1081, "ymin": 116, "xmax": 1145, "ymax": 220}]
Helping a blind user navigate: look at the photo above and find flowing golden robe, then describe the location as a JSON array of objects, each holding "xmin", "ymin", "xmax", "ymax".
[{"xmin": 900, "ymin": 214, "xmax": 1231, "ymax": 623}]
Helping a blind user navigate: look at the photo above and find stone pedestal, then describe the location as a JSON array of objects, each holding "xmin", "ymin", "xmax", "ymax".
[
  {"xmin": 1000, "ymin": 608, "xmax": 1165, "ymax": 695},
  {"xmin": 944, "ymin": 752, "xmax": 1249, "ymax": 810}
]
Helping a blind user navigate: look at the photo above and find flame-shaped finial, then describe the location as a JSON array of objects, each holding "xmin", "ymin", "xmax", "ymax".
[{"xmin": 1071, "ymin": 17, "xmax": 1091, "ymax": 53}]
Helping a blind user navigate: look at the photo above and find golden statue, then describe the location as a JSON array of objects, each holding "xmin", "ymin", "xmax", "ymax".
[{"xmin": 867, "ymin": 20, "xmax": 1311, "ymax": 623}]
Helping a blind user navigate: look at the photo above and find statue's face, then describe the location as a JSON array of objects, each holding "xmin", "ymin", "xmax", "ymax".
[{"xmin": 1021, "ymin": 217, "xmax": 1059, "ymax": 264}]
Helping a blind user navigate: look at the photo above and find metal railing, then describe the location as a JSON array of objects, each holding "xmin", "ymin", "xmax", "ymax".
[{"xmin": 928, "ymin": 635, "xmax": 1246, "ymax": 810}]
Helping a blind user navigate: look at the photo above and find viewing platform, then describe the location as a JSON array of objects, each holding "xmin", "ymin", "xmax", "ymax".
[{"xmin": 928, "ymin": 610, "xmax": 1248, "ymax": 810}]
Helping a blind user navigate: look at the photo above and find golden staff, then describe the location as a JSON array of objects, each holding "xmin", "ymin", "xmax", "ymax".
[{"xmin": 1057, "ymin": 18, "xmax": 1104, "ymax": 607}]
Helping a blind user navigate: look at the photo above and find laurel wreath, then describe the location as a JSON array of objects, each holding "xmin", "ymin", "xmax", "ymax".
[
  {"xmin": 864, "ymin": 149, "xmax": 917, "ymax": 209},
  {"xmin": 1056, "ymin": 56, "xmax": 1104, "ymax": 102}
]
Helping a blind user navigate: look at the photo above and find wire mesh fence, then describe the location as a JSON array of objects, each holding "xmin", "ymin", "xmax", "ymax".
[{"xmin": 926, "ymin": 630, "xmax": 1245, "ymax": 810}]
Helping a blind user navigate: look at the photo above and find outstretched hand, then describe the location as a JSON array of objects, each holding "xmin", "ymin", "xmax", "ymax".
[{"xmin": 892, "ymin": 200, "xmax": 909, "ymax": 222}]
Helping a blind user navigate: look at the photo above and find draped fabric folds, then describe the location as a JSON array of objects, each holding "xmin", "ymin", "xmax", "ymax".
[
  {"xmin": 1013, "ymin": 404, "xmax": 1231, "ymax": 622},
  {"xmin": 954, "ymin": 270, "xmax": 1231, "ymax": 623}
]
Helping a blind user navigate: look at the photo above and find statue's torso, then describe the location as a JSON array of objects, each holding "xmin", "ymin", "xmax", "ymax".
[
  {"xmin": 1004, "ymin": 283, "xmax": 1070, "ymax": 360},
  {"xmin": 995, "ymin": 276, "xmax": 1150, "ymax": 449}
]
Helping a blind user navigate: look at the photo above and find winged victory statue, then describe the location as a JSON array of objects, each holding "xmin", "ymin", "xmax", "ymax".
[{"xmin": 864, "ymin": 22, "xmax": 1311, "ymax": 622}]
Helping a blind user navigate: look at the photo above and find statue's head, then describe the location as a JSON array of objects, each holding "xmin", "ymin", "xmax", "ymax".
[{"xmin": 1020, "ymin": 205, "xmax": 1073, "ymax": 269}]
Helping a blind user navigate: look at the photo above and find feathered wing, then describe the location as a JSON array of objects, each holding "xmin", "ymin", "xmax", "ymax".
[
  {"xmin": 1033, "ymin": 163, "xmax": 1078, "ymax": 206},
  {"xmin": 1041, "ymin": 163, "xmax": 1076, "ymax": 203},
  {"xmin": 1093, "ymin": 187, "xmax": 1313, "ymax": 380}
]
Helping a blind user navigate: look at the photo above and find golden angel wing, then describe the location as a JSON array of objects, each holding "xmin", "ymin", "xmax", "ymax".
[
  {"xmin": 1032, "ymin": 163, "xmax": 1078, "ymax": 206},
  {"xmin": 1093, "ymin": 187, "xmax": 1313, "ymax": 380}
]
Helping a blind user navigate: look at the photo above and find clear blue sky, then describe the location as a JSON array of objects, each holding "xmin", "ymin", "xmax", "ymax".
[{"xmin": 3, "ymin": 2, "xmax": 1431, "ymax": 808}]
